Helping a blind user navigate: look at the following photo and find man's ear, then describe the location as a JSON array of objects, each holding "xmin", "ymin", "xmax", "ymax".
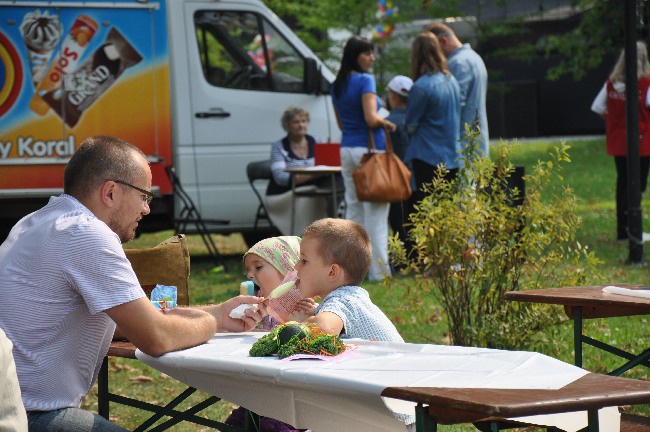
[
  {"xmin": 438, "ymin": 36, "xmax": 450, "ymax": 52},
  {"xmin": 100, "ymin": 181, "xmax": 116, "ymax": 208}
]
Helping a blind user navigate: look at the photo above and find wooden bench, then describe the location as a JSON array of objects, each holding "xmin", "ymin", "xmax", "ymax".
[
  {"xmin": 622, "ymin": 413, "xmax": 650, "ymax": 432},
  {"xmin": 382, "ymin": 373, "xmax": 650, "ymax": 431}
]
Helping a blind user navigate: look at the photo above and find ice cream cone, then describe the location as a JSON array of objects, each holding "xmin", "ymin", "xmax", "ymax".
[
  {"xmin": 20, "ymin": 10, "xmax": 62, "ymax": 88},
  {"xmin": 29, "ymin": 13, "xmax": 98, "ymax": 116}
]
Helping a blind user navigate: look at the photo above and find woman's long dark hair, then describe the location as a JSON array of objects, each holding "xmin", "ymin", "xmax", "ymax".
[{"xmin": 333, "ymin": 36, "xmax": 375, "ymax": 98}]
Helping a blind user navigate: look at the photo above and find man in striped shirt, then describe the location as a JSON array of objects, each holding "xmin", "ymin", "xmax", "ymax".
[{"xmin": 0, "ymin": 136, "xmax": 265, "ymax": 431}]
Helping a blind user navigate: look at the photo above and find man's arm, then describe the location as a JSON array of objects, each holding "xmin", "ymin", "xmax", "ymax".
[{"xmin": 107, "ymin": 295, "xmax": 265, "ymax": 357}]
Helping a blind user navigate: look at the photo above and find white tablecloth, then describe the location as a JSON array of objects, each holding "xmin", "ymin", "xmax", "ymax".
[
  {"xmin": 136, "ymin": 333, "xmax": 618, "ymax": 432},
  {"xmin": 603, "ymin": 285, "xmax": 650, "ymax": 299}
]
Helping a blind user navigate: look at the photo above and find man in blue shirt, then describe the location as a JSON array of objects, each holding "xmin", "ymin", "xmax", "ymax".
[{"xmin": 428, "ymin": 23, "xmax": 489, "ymax": 157}]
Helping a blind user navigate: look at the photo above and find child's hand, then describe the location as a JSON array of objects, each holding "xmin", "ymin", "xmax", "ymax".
[
  {"xmin": 296, "ymin": 298, "xmax": 318, "ymax": 314},
  {"xmin": 287, "ymin": 298, "xmax": 318, "ymax": 322}
]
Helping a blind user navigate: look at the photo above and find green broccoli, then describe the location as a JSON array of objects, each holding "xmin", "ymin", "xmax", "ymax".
[
  {"xmin": 309, "ymin": 335, "xmax": 344, "ymax": 356},
  {"xmin": 249, "ymin": 332, "xmax": 279, "ymax": 357},
  {"xmin": 277, "ymin": 342, "xmax": 300, "ymax": 359},
  {"xmin": 276, "ymin": 333, "xmax": 306, "ymax": 358},
  {"xmin": 249, "ymin": 323, "xmax": 346, "ymax": 358}
]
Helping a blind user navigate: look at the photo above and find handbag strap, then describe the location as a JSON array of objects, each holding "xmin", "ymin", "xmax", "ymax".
[
  {"xmin": 383, "ymin": 125, "xmax": 395, "ymax": 155},
  {"xmin": 367, "ymin": 125, "xmax": 395, "ymax": 154}
]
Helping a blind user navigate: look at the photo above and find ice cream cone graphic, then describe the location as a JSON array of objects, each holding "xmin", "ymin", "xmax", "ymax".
[
  {"xmin": 20, "ymin": 10, "xmax": 62, "ymax": 88},
  {"xmin": 29, "ymin": 14, "xmax": 98, "ymax": 116}
]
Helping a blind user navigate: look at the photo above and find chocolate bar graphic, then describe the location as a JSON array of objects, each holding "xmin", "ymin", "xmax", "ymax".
[{"xmin": 42, "ymin": 27, "xmax": 142, "ymax": 128}]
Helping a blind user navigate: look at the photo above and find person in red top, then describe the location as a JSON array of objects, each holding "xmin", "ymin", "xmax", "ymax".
[{"xmin": 591, "ymin": 41, "xmax": 650, "ymax": 242}]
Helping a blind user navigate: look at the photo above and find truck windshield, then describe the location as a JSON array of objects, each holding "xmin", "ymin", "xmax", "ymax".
[{"xmin": 194, "ymin": 10, "xmax": 305, "ymax": 93}]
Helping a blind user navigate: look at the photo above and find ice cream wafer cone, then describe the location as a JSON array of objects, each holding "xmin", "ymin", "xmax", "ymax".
[
  {"xmin": 267, "ymin": 280, "xmax": 304, "ymax": 323},
  {"xmin": 20, "ymin": 10, "xmax": 62, "ymax": 88},
  {"xmin": 29, "ymin": 14, "xmax": 98, "ymax": 115}
]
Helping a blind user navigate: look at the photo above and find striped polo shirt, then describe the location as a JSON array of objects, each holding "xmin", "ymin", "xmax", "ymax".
[{"xmin": 0, "ymin": 194, "xmax": 144, "ymax": 411}]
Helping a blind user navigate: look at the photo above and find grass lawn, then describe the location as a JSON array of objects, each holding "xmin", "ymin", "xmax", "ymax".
[{"xmin": 86, "ymin": 137, "xmax": 650, "ymax": 431}]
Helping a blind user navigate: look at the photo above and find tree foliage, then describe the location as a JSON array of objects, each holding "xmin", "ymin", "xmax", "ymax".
[
  {"xmin": 263, "ymin": 0, "xmax": 648, "ymax": 81},
  {"xmin": 262, "ymin": 0, "xmax": 463, "ymax": 80},
  {"xmin": 478, "ymin": 0, "xmax": 649, "ymax": 80},
  {"xmin": 262, "ymin": 0, "xmax": 375, "ymax": 58},
  {"xmin": 539, "ymin": 1, "xmax": 626, "ymax": 80}
]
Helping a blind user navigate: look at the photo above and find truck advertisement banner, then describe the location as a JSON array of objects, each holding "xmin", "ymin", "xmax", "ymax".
[{"xmin": 0, "ymin": 1, "xmax": 172, "ymax": 196}]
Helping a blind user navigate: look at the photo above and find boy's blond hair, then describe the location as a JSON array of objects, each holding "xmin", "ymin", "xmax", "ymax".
[{"xmin": 302, "ymin": 218, "xmax": 371, "ymax": 285}]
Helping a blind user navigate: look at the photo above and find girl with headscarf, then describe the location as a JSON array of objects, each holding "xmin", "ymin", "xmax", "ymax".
[
  {"xmin": 227, "ymin": 236, "xmax": 315, "ymax": 432},
  {"xmin": 242, "ymin": 235, "xmax": 316, "ymax": 329}
]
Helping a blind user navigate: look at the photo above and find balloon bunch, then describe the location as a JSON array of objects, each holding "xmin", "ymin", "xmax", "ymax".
[{"xmin": 372, "ymin": 0, "xmax": 398, "ymax": 39}]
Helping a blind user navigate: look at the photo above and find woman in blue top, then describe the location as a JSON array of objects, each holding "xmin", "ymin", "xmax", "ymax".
[
  {"xmin": 405, "ymin": 32, "xmax": 461, "ymax": 201},
  {"xmin": 331, "ymin": 36, "xmax": 396, "ymax": 281}
]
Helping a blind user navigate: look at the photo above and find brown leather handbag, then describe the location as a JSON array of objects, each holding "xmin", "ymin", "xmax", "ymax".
[{"xmin": 352, "ymin": 126, "xmax": 412, "ymax": 202}]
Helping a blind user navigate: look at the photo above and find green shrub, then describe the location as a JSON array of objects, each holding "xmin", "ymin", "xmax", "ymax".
[{"xmin": 389, "ymin": 129, "xmax": 603, "ymax": 349}]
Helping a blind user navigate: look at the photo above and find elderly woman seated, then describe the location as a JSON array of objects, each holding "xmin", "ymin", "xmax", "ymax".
[{"xmin": 265, "ymin": 106, "xmax": 331, "ymax": 235}]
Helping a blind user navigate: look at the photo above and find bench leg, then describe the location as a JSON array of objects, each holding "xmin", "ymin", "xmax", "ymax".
[
  {"xmin": 98, "ymin": 356, "xmax": 109, "ymax": 419},
  {"xmin": 587, "ymin": 409, "xmax": 599, "ymax": 432},
  {"xmin": 474, "ymin": 421, "xmax": 501, "ymax": 431},
  {"xmin": 415, "ymin": 403, "xmax": 437, "ymax": 432},
  {"xmin": 573, "ymin": 306, "xmax": 583, "ymax": 368},
  {"xmin": 133, "ymin": 387, "xmax": 197, "ymax": 432},
  {"xmin": 608, "ymin": 346, "xmax": 650, "ymax": 376}
]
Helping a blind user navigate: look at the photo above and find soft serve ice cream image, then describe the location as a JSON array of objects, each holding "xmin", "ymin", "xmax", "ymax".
[
  {"xmin": 20, "ymin": 10, "xmax": 62, "ymax": 87},
  {"xmin": 29, "ymin": 13, "xmax": 98, "ymax": 115}
]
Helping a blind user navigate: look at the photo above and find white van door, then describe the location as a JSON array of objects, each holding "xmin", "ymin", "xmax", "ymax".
[{"xmin": 178, "ymin": 1, "xmax": 335, "ymax": 229}]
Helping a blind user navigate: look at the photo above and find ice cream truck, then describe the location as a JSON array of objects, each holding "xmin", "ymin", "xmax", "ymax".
[{"xmin": 0, "ymin": 0, "xmax": 339, "ymax": 245}]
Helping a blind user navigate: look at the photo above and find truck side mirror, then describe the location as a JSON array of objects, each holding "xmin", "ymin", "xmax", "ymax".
[{"xmin": 303, "ymin": 58, "xmax": 331, "ymax": 95}]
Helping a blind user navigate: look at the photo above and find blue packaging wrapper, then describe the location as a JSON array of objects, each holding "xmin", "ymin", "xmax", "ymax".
[
  {"xmin": 152, "ymin": 299, "xmax": 177, "ymax": 311},
  {"xmin": 151, "ymin": 284, "xmax": 177, "ymax": 312}
]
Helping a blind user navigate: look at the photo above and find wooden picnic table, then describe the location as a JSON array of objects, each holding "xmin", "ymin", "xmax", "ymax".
[
  {"xmin": 504, "ymin": 284, "xmax": 650, "ymax": 374},
  {"xmin": 105, "ymin": 339, "xmax": 650, "ymax": 431}
]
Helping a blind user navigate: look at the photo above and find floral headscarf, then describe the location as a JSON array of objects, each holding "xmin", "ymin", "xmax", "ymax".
[{"xmin": 243, "ymin": 236, "xmax": 301, "ymax": 276}]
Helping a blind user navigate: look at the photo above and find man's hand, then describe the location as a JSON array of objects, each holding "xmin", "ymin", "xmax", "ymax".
[{"xmin": 212, "ymin": 295, "xmax": 267, "ymax": 332}]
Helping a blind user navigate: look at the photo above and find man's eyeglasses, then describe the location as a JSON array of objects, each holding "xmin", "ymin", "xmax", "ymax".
[{"xmin": 113, "ymin": 180, "xmax": 155, "ymax": 205}]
